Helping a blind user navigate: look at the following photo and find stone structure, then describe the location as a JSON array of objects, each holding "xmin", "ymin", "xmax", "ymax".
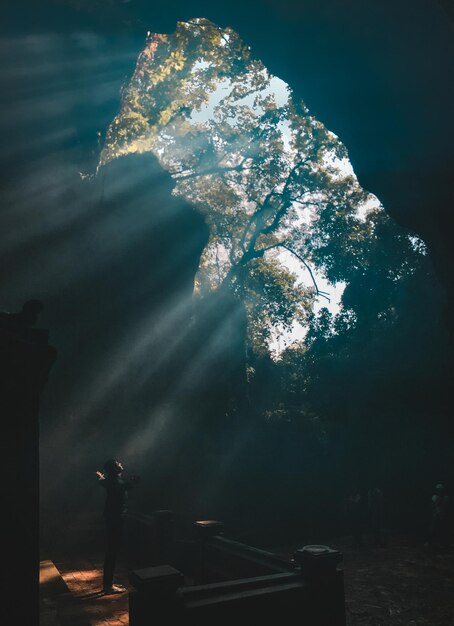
[
  {"xmin": 1, "ymin": 311, "xmax": 56, "ymax": 624},
  {"xmin": 128, "ymin": 517, "xmax": 346, "ymax": 626}
]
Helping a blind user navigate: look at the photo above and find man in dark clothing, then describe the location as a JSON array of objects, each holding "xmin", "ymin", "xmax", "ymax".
[
  {"xmin": 368, "ymin": 486, "xmax": 384, "ymax": 547},
  {"xmin": 344, "ymin": 486, "xmax": 365, "ymax": 548},
  {"xmin": 97, "ymin": 458, "xmax": 140, "ymax": 594},
  {"xmin": 429, "ymin": 483, "xmax": 450, "ymax": 547}
]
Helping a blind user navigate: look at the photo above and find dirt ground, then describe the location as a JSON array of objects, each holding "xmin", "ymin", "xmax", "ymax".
[{"xmin": 274, "ymin": 531, "xmax": 454, "ymax": 626}]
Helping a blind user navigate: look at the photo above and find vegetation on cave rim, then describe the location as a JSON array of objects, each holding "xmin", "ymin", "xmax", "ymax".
[{"xmin": 100, "ymin": 17, "xmax": 426, "ymax": 362}]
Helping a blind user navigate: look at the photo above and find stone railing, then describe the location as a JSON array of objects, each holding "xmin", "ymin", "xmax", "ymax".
[{"xmin": 127, "ymin": 516, "xmax": 346, "ymax": 626}]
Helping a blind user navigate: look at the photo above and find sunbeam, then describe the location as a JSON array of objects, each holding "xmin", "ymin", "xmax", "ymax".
[{"xmin": 119, "ymin": 301, "xmax": 246, "ymax": 460}]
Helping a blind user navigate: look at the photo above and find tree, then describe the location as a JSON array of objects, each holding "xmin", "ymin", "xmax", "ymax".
[{"xmin": 99, "ymin": 18, "xmax": 422, "ymax": 355}]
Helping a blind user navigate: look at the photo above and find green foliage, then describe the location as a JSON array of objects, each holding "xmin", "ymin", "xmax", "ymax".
[
  {"xmin": 241, "ymin": 258, "xmax": 312, "ymax": 354},
  {"xmin": 100, "ymin": 18, "xmax": 425, "ymax": 358},
  {"xmin": 272, "ymin": 225, "xmax": 438, "ymax": 427}
]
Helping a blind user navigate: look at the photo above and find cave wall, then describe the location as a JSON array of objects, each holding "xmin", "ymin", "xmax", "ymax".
[{"xmin": 10, "ymin": 0, "xmax": 451, "ymax": 330}]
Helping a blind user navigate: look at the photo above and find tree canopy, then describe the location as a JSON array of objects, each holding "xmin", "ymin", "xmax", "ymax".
[{"xmin": 100, "ymin": 18, "xmax": 424, "ymax": 355}]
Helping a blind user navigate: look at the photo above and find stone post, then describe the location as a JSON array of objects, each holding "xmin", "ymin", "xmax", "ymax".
[
  {"xmin": 129, "ymin": 564, "xmax": 184, "ymax": 626},
  {"xmin": 293, "ymin": 544, "xmax": 346, "ymax": 626},
  {"xmin": 193, "ymin": 519, "xmax": 224, "ymax": 584}
]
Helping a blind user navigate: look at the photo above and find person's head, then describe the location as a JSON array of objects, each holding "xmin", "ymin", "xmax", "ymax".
[
  {"xmin": 435, "ymin": 483, "xmax": 445, "ymax": 493},
  {"xmin": 21, "ymin": 299, "xmax": 43, "ymax": 326},
  {"xmin": 103, "ymin": 459, "xmax": 124, "ymax": 476}
]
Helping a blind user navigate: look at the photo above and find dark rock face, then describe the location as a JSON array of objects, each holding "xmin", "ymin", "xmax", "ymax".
[
  {"xmin": 36, "ymin": 153, "xmax": 210, "ymax": 509},
  {"xmin": 12, "ymin": 0, "xmax": 451, "ymax": 333},
  {"xmin": 213, "ymin": 1, "xmax": 454, "ymax": 340},
  {"xmin": 0, "ymin": 28, "xmax": 248, "ymax": 525}
]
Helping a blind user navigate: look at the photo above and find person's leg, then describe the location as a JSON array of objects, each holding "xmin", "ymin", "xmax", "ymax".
[
  {"xmin": 103, "ymin": 522, "xmax": 116, "ymax": 590},
  {"xmin": 103, "ymin": 518, "xmax": 123, "ymax": 590}
]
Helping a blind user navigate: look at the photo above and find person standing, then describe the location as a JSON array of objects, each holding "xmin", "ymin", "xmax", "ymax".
[
  {"xmin": 97, "ymin": 458, "xmax": 140, "ymax": 594},
  {"xmin": 368, "ymin": 486, "xmax": 384, "ymax": 547},
  {"xmin": 429, "ymin": 483, "xmax": 449, "ymax": 547},
  {"xmin": 344, "ymin": 485, "xmax": 365, "ymax": 548}
]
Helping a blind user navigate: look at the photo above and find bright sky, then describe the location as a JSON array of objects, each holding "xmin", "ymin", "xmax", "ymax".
[
  {"xmin": 122, "ymin": 39, "xmax": 383, "ymax": 360},
  {"xmin": 190, "ymin": 70, "xmax": 380, "ymax": 355}
]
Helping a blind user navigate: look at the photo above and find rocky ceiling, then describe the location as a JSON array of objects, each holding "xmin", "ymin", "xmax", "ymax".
[{"xmin": 4, "ymin": 0, "xmax": 454, "ymax": 332}]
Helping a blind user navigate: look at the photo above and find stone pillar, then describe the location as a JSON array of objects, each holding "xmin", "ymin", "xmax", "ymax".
[
  {"xmin": 193, "ymin": 519, "xmax": 224, "ymax": 584},
  {"xmin": 293, "ymin": 544, "xmax": 346, "ymax": 626},
  {"xmin": 129, "ymin": 564, "xmax": 184, "ymax": 626},
  {"xmin": 1, "ymin": 317, "xmax": 56, "ymax": 625}
]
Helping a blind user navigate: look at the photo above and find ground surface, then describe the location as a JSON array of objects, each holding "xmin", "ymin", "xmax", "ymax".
[
  {"xmin": 273, "ymin": 532, "xmax": 454, "ymax": 626},
  {"xmin": 41, "ymin": 530, "xmax": 454, "ymax": 625},
  {"xmin": 40, "ymin": 553, "xmax": 131, "ymax": 626}
]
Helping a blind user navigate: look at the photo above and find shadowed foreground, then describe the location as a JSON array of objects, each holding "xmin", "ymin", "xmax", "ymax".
[
  {"xmin": 276, "ymin": 534, "xmax": 454, "ymax": 626},
  {"xmin": 41, "ymin": 524, "xmax": 454, "ymax": 626}
]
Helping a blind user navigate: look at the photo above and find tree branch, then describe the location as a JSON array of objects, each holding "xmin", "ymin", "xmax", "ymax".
[
  {"xmin": 239, "ymin": 162, "xmax": 308, "ymax": 258},
  {"xmin": 261, "ymin": 199, "xmax": 291, "ymax": 236},
  {"xmin": 278, "ymin": 244, "xmax": 331, "ymax": 302},
  {"xmin": 238, "ymin": 187, "xmax": 278, "ymax": 253},
  {"xmin": 173, "ymin": 159, "xmax": 253, "ymax": 180},
  {"xmin": 256, "ymin": 159, "xmax": 311, "ymax": 237}
]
